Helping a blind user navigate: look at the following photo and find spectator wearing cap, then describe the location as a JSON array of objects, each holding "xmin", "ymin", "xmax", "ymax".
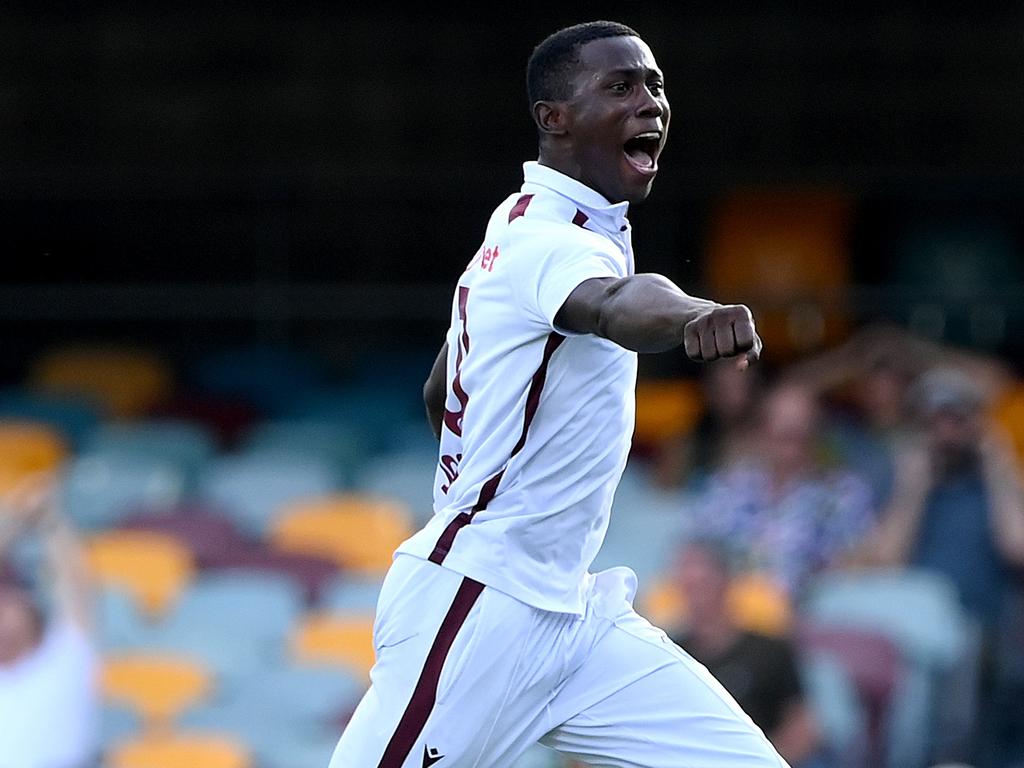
[
  {"xmin": 856, "ymin": 365, "xmax": 1024, "ymax": 767},
  {"xmin": 858, "ymin": 365, "xmax": 1024, "ymax": 627},
  {"xmin": 0, "ymin": 476, "xmax": 99, "ymax": 768}
]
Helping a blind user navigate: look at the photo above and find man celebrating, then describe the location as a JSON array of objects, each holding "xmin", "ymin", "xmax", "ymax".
[{"xmin": 330, "ymin": 21, "xmax": 783, "ymax": 768}]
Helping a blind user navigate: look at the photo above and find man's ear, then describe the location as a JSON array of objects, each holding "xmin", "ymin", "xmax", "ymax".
[{"xmin": 533, "ymin": 101, "xmax": 568, "ymax": 136}]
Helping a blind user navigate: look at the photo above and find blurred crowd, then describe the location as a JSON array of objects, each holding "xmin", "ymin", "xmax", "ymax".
[
  {"xmin": 1, "ymin": 322, "xmax": 1023, "ymax": 768},
  {"xmin": 637, "ymin": 322, "xmax": 1024, "ymax": 768}
]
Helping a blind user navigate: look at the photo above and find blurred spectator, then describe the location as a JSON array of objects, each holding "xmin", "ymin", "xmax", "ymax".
[
  {"xmin": 784, "ymin": 323, "xmax": 1014, "ymax": 508},
  {"xmin": 650, "ymin": 359, "xmax": 763, "ymax": 491},
  {"xmin": 0, "ymin": 475, "xmax": 98, "ymax": 768},
  {"xmin": 854, "ymin": 366, "xmax": 1024, "ymax": 767},
  {"xmin": 669, "ymin": 538, "xmax": 824, "ymax": 767},
  {"xmin": 685, "ymin": 380, "xmax": 876, "ymax": 598}
]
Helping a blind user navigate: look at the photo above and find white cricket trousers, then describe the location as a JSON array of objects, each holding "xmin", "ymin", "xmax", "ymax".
[{"xmin": 329, "ymin": 554, "xmax": 789, "ymax": 768}]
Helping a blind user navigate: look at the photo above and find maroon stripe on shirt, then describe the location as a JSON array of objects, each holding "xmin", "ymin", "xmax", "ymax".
[
  {"xmin": 508, "ymin": 193, "xmax": 534, "ymax": 223},
  {"xmin": 428, "ymin": 332, "xmax": 565, "ymax": 564},
  {"xmin": 571, "ymin": 209, "xmax": 589, "ymax": 228},
  {"xmin": 376, "ymin": 576, "xmax": 485, "ymax": 768}
]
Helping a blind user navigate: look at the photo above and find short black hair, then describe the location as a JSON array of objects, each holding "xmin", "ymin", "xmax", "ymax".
[{"xmin": 526, "ymin": 20, "xmax": 639, "ymax": 105}]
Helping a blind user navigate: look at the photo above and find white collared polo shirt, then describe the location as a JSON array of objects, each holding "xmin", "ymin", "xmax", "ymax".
[{"xmin": 397, "ymin": 161, "xmax": 638, "ymax": 615}]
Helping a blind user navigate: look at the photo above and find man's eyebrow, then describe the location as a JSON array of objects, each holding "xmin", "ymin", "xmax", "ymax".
[{"xmin": 604, "ymin": 66, "xmax": 664, "ymax": 79}]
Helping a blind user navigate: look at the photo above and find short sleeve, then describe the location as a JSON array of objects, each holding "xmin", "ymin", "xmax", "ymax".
[{"xmin": 535, "ymin": 249, "xmax": 622, "ymax": 333}]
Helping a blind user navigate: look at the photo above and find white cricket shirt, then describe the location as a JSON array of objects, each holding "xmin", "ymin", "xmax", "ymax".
[{"xmin": 397, "ymin": 161, "xmax": 638, "ymax": 615}]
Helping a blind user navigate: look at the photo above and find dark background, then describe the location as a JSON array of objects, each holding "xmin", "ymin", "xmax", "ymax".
[{"xmin": 3, "ymin": 3, "xmax": 1023, "ymax": 380}]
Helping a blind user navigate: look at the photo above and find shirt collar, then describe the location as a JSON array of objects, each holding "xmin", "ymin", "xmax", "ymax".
[{"xmin": 522, "ymin": 161, "xmax": 631, "ymax": 233}]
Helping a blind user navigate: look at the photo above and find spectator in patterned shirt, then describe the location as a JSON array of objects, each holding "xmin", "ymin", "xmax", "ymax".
[{"xmin": 684, "ymin": 379, "xmax": 877, "ymax": 600}]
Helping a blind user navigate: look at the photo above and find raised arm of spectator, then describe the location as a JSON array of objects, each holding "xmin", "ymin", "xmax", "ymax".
[
  {"xmin": 2, "ymin": 475, "xmax": 93, "ymax": 632},
  {"xmin": 980, "ymin": 427, "xmax": 1024, "ymax": 567},
  {"xmin": 853, "ymin": 440, "xmax": 933, "ymax": 567}
]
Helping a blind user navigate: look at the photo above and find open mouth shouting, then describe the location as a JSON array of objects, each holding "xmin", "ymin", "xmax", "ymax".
[{"xmin": 623, "ymin": 130, "xmax": 663, "ymax": 176}]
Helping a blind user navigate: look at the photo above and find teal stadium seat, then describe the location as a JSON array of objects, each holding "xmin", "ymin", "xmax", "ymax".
[
  {"xmin": 85, "ymin": 420, "xmax": 217, "ymax": 490},
  {"xmin": 137, "ymin": 570, "xmax": 308, "ymax": 684},
  {"xmin": 178, "ymin": 664, "xmax": 361, "ymax": 767},
  {"xmin": 0, "ymin": 389, "xmax": 101, "ymax": 449},
  {"xmin": 240, "ymin": 420, "xmax": 362, "ymax": 487},
  {"xmin": 196, "ymin": 450, "xmax": 339, "ymax": 538},
  {"xmin": 317, "ymin": 574, "xmax": 384, "ymax": 616},
  {"xmin": 800, "ymin": 567, "xmax": 977, "ymax": 768},
  {"xmin": 283, "ymin": 385, "xmax": 422, "ymax": 455},
  {"xmin": 60, "ymin": 453, "xmax": 187, "ymax": 531},
  {"xmin": 354, "ymin": 447, "xmax": 438, "ymax": 525}
]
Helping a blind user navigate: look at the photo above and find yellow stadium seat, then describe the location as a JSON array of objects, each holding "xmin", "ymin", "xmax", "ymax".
[
  {"xmin": 633, "ymin": 378, "xmax": 704, "ymax": 448},
  {"xmin": 704, "ymin": 189, "xmax": 854, "ymax": 362},
  {"xmin": 638, "ymin": 571, "xmax": 792, "ymax": 638},
  {"xmin": 28, "ymin": 345, "xmax": 174, "ymax": 419},
  {"xmin": 101, "ymin": 655, "xmax": 213, "ymax": 731},
  {"xmin": 726, "ymin": 571, "xmax": 793, "ymax": 637},
  {"xmin": 86, "ymin": 530, "xmax": 194, "ymax": 618},
  {"xmin": 991, "ymin": 382, "xmax": 1024, "ymax": 465},
  {"xmin": 291, "ymin": 613, "xmax": 376, "ymax": 678},
  {"xmin": 0, "ymin": 421, "xmax": 68, "ymax": 494},
  {"xmin": 269, "ymin": 493, "xmax": 414, "ymax": 575},
  {"xmin": 106, "ymin": 733, "xmax": 250, "ymax": 768}
]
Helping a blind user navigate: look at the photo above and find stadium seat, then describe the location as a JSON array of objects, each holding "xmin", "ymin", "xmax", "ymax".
[
  {"xmin": 157, "ymin": 569, "xmax": 305, "ymax": 650},
  {"xmin": 106, "ymin": 732, "xmax": 251, "ymax": 768},
  {"xmin": 317, "ymin": 573, "xmax": 384, "ymax": 616},
  {"xmin": 101, "ymin": 654, "xmax": 213, "ymax": 730},
  {"xmin": 796, "ymin": 621, "xmax": 902, "ymax": 767},
  {"xmin": 182, "ymin": 662, "xmax": 362, "ymax": 732},
  {"xmin": 85, "ymin": 530, "xmax": 195, "ymax": 619},
  {"xmin": 291, "ymin": 613, "xmax": 376, "ymax": 678},
  {"xmin": 117, "ymin": 504, "xmax": 249, "ymax": 569},
  {"xmin": 200, "ymin": 547, "xmax": 339, "ymax": 605},
  {"xmin": 632, "ymin": 377, "xmax": 704, "ymax": 451},
  {"xmin": 283, "ymin": 384, "xmax": 423, "ymax": 455},
  {"xmin": 197, "ymin": 450, "xmax": 339, "ymax": 538},
  {"xmin": 139, "ymin": 622, "xmax": 271, "ymax": 690},
  {"xmin": 353, "ymin": 447, "xmax": 438, "ymax": 525},
  {"xmin": 84, "ymin": 420, "xmax": 217, "ymax": 488},
  {"xmin": 27, "ymin": 345, "xmax": 175, "ymax": 419},
  {"xmin": 0, "ymin": 389, "xmax": 101, "ymax": 449},
  {"xmin": 100, "ymin": 704, "xmax": 142, "ymax": 754},
  {"xmin": 704, "ymin": 189, "xmax": 854, "ymax": 362},
  {"xmin": 269, "ymin": 493, "xmax": 413, "ymax": 575},
  {"xmin": 0, "ymin": 420, "xmax": 68, "ymax": 493},
  {"xmin": 800, "ymin": 567, "xmax": 974, "ymax": 768},
  {"xmin": 96, "ymin": 586, "xmax": 152, "ymax": 651},
  {"xmin": 990, "ymin": 381, "xmax": 1024, "ymax": 464},
  {"xmin": 239, "ymin": 419, "xmax": 361, "ymax": 486},
  {"xmin": 60, "ymin": 452, "xmax": 187, "ymax": 531}
]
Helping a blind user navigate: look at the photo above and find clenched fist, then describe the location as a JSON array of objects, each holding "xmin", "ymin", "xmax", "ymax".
[{"xmin": 683, "ymin": 304, "xmax": 762, "ymax": 369}]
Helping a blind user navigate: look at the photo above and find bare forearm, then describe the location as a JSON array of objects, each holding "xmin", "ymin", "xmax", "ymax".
[{"xmin": 584, "ymin": 274, "xmax": 719, "ymax": 352}]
